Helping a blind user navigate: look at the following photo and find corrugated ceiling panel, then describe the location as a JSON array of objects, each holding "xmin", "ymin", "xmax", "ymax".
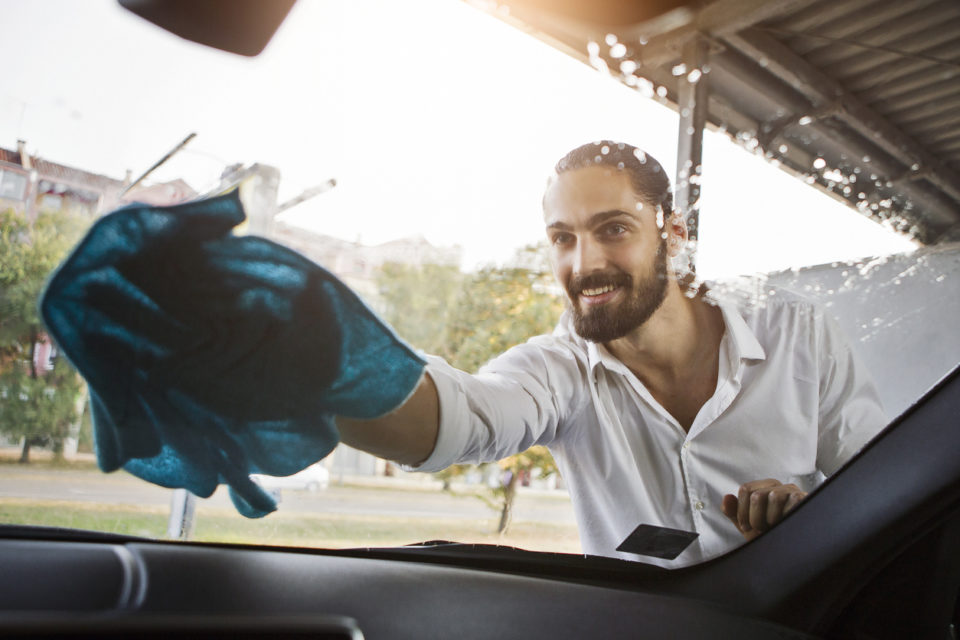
[{"xmin": 761, "ymin": 0, "xmax": 960, "ymax": 183}]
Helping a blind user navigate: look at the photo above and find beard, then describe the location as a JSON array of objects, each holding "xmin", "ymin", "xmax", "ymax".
[{"xmin": 568, "ymin": 238, "xmax": 668, "ymax": 343}]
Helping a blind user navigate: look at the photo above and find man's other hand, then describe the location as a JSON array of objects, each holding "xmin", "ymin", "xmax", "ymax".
[{"xmin": 721, "ymin": 479, "xmax": 807, "ymax": 541}]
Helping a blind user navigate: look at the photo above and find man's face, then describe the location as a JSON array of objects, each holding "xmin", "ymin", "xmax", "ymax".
[{"xmin": 543, "ymin": 165, "xmax": 670, "ymax": 343}]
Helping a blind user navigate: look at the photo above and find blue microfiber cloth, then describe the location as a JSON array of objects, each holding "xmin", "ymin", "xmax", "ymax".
[{"xmin": 40, "ymin": 191, "xmax": 425, "ymax": 517}]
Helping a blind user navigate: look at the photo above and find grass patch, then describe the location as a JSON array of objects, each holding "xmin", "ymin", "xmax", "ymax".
[
  {"xmin": 0, "ymin": 499, "xmax": 581, "ymax": 554},
  {"xmin": 0, "ymin": 457, "xmax": 99, "ymax": 471},
  {"xmin": 0, "ymin": 499, "xmax": 168, "ymax": 538}
]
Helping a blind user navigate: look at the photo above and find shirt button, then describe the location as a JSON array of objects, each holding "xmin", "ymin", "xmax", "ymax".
[
  {"xmin": 682, "ymin": 442, "xmax": 691, "ymax": 450},
  {"xmin": 694, "ymin": 501, "xmax": 705, "ymax": 510}
]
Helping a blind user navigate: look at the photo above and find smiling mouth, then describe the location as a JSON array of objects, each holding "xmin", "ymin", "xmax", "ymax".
[
  {"xmin": 578, "ymin": 284, "xmax": 622, "ymax": 305},
  {"xmin": 581, "ymin": 284, "xmax": 618, "ymax": 297}
]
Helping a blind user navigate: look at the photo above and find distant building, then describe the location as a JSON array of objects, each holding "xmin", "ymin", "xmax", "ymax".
[
  {"xmin": 0, "ymin": 139, "xmax": 204, "ymax": 221},
  {"xmin": 0, "ymin": 140, "xmax": 126, "ymax": 218},
  {"xmin": 272, "ymin": 221, "xmax": 462, "ymax": 305}
]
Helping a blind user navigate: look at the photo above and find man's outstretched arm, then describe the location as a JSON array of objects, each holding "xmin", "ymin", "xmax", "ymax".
[{"xmin": 336, "ymin": 373, "xmax": 441, "ymax": 466}]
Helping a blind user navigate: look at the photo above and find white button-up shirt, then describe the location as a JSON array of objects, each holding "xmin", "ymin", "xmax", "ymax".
[{"xmin": 414, "ymin": 288, "xmax": 887, "ymax": 567}]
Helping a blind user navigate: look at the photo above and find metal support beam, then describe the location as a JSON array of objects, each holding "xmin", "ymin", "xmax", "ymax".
[
  {"xmin": 727, "ymin": 28, "xmax": 960, "ymax": 206},
  {"xmin": 713, "ymin": 43, "xmax": 960, "ymax": 237},
  {"xmin": 675, "ymin": 37, "xmax": 710, "ymax": 264},
  {"xmin": 628, "ymin": 0, "xmax": 816, "ymax": 68}
]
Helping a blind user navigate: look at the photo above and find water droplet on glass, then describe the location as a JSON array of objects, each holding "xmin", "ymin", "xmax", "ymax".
[
  {"xmin": 634, "ymin": 149, "xmax": 647, "ymax": 163},
  {"xmin": 610, "ymin": 43, "xmax": 627, "ymax": 58},
  {"xmin": 601, "ymin": 145, "xmax": 610, "ymax": 155},
  {"xmin": 687, "ymin": 69, "xmax": 702, "ymax": 83},
  {"xmin": 672, "ymin": 63, "xmax": 687, "ymax": 76},
  {"xmin": 656, "ymin": 85, "xmax": 668, "ymax": 98},
  {"xmin": 911, "ymin": 163, "xmax": 920, "ymax": 171},
  {"xmin": 779, "ymin": 144, "xmax": 788, "ymax": 153},
  {"xmin": 813, "ymin": 157, "xmax": 827, "ymax": 169},
  {"xmin": 656, "ymin": 208, "xmax": 664, "ymax": 229},
  {"xmin": 617, "ymin": 161, "xmax": 625, "ymax": 170},
  {"xmin": 798, "ymin": 116, "xmax": 813, "ymax": 126},
  {"xmin": 935, "ymin": 274, "xmax": 946, "ymax": 283},
  {"xmin": 605, "ymin": 33, "xmax": 618, "ymax": 46},
  {"xmin": 635, "ymin": 77, "xmax": 654, "ymax": 97},
  {"xmin": 620, "ymin": 60, "xmax": 638, "ymax": 74},
  {"xmin": 862, "ymin": 155, "xmax": 871, "ymax": 163},
  {"xmin": 587, "ymin": 41, "xmax": 600, "ymax": 56}
]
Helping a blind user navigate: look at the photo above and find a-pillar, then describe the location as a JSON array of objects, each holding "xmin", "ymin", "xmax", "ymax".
[{"xmin": 675, "ymin": 37, "xmax": 710, "ymax": 270}]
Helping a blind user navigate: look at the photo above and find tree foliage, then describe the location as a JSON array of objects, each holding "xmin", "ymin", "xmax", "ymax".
[
  {"xmin": 375, "ymin": 244, "xmax": 565, "ymax": 533},
  {"xmin": 0, "ymin": 209, "xmax": 88, "ymax": 462},
  {"xmin": 376, "ymin": 262, "xmax": 463, "ymax": 357}
]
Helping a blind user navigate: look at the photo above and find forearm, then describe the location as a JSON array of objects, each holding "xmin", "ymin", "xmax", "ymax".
[{"xmin": 336, "ymin": 372, "xmax": 440, "ymax": 466}]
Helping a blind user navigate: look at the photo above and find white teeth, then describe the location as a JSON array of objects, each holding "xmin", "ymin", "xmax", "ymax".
[{"xmin": 582, "ymin": 285, "xmax": 616, "ymax": 296}]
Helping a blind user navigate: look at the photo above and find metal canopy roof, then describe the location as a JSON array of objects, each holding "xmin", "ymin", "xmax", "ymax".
[{"xmin": 483, "ymin": 0, "xmax": 960, "ymax": 245}]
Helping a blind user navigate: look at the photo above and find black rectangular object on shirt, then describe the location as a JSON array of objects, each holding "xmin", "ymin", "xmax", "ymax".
[{"xmin": 617, "ymin": 524, "xmax": 699, "ymax": 560}]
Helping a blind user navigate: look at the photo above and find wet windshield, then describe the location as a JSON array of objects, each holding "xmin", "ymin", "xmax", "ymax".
[{"xmin": 1, "ymin": 0, "xmax": 955, "ymax": 567}]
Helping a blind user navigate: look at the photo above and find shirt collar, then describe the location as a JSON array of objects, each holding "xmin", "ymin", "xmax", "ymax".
[
  {"xmin": 561, "ymin": 297, "xmax": 766, "ymax": 378},
  {"xmin": 716, "ymin": 298, "xmax": 766, "ymax": 363}
]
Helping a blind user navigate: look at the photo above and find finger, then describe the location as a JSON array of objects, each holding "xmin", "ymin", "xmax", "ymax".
[
  {"xmin": 783, "ymin": 489, "xmax": 807, "ymax": 516},
  {"xmin": 738, "ymin": 479, "xmax": 780, "ymax": 531},
  {"xmin": 721, "ymin": 494, "xmax": 740, "ymax": 526},
  {"xmin": 765, "ymin": 485, "xmax": 807, "ymax": 528},
  {"xmin": 765, "ymin": 489, "xmax": 789, "ymax": 528},
  {"xmin": 749, "ymin": 489, "xmax": 771, "ymax": 532}
]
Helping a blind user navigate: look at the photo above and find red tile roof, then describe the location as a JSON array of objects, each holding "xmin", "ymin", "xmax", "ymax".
[{"xmin": 0, "ymin": 145, "xmax": 124, "ymax": 192}]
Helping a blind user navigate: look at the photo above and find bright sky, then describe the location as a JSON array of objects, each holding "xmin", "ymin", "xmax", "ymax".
[{"xmin": 0, "ymin": 0, "xmax": 915, "ymax": 276}]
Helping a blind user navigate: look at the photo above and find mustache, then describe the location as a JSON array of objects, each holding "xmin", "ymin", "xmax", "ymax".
[{"xmin": 567, "ymin": 271, "xmax": 632, "ymax": 296}]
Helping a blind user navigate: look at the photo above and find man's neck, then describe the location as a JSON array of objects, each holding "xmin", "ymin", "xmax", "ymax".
[
  {"xmin": 604, "ymin": 282, "xmax": 725, "ymax": 430},
  {"xmin": 607, "ymin": 284, "xmax": 717, "ymax": 372}
]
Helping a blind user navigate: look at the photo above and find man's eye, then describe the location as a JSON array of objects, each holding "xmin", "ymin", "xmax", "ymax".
[
  {"xmin": 602, "ymin": 223, "xmax": 627, "ymax": 237},
  {"xmin": 551, "ymin": 233, "xmax": 574, "ymax": 246}
]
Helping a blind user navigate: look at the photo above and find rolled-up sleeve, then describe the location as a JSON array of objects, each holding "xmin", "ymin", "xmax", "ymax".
[{"xmin": 407, "ymin": 338, "xmax": 590, "ymax": 473}]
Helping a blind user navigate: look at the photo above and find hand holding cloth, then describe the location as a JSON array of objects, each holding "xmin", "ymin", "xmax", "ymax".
[{"xmin": 41, "ymin": 191, "xmax": 425, "ymax": 517}]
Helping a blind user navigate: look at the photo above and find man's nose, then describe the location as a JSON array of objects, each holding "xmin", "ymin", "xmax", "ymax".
[{"xmin": 572, "ymin": 237, "xmax": 605, "ymax": 276}]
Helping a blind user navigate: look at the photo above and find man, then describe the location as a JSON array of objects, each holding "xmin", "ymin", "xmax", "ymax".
[{"xmin": 338, "ymin": 141, "xmax": 887, "ymax": 567}]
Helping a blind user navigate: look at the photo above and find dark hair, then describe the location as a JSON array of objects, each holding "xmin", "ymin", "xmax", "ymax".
[{"xmin": 554, "ymin": 141, "xmax": 673, "ymax": 214}]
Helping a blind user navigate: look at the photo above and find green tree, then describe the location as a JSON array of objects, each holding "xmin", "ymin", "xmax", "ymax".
[
  {"xmin": 376, "ymin": 244, "xmax": 565, "ymax": 534},
  {"xmin": 376, "ymin": 261, "xmax": 463, "ymax": 357},
  {"xmin": 445, "ymin": 246, "xmax": 564, "ymax": 534},
  {"xmin": 0, "ymin": 209, "xmax": 88, "ymax": 462}
]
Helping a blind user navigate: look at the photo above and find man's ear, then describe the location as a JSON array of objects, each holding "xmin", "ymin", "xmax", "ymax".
[{"xmin": 667, "ymin": 211, "xmax": 688, "ymax": 257}]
